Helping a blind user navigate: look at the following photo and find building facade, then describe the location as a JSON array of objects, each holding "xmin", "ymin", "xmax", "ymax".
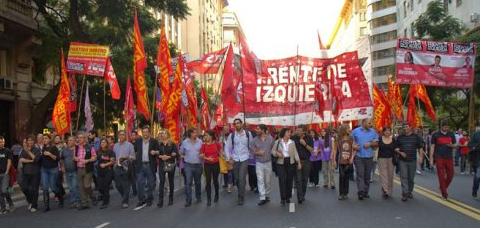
[
  {"xmin": 0, "ymin": 0, "xmax": 48, "ymax": 146},
  {"xmin": 181, "ymin": 0, "xmax": 226, "ymax": 60},
  {"xmin": 367, "ymin": 0, "xmax": 398, "ymax": 85}
]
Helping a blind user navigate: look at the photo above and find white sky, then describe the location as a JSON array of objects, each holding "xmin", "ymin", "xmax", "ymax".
[{"xmin": 228, "ymin": 0, "xmax": 344, "ymax": 59}]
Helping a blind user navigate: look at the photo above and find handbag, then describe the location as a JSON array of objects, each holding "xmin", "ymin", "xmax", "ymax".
[
  {"xmin": 219, "ymin": 156, "xmax": 228, "ymax": 174},
  {"xmin": 163, "ymin": 162, "xmax": 175, "ymax": 172}
]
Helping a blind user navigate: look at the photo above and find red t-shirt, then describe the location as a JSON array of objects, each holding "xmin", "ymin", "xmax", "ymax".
[
  {"xmin": 459, "ymin": 137, "xmax": 470, "ymax": 155},
  {"xmin": 201, "ymin": 143, "xmax": 221, "ymax": 164}
]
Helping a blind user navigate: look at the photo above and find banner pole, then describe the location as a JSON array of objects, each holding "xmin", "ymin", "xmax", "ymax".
[
  {"xmin": 103, "ymin": 79, "xmax": 106, "ymax": 131},
  {"xmin": 208, "ymin": 45, "xmax": 229, "ymax": 128},
  {"xmin": 75, "ymin": 75, "xmax": 86, "ymax": 131},
  {"xmin": 293, "ymin": 45, "xmax": 300, "ymax": 127},
  {"xmin": 151, "ymin": 69, "xmax": 159, "ymax": 129}
]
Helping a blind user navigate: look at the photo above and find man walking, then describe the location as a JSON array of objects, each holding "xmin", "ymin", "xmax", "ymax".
[
  {"xmin": 252, "ymin": 124, "xmax": 274, "ymax": 206},
  {"xmin": 291, "ymin": 125, "xmax": 313, "ymax": 204},
  {"xmin": 352, "ymin": 119, "xmax": 379, "ymax": 200},
  {"xmin": 430, "ymin": 122, "xmax": 457, "ymax": 200},
  {"xmin": 395, "ymin": 125, "xmax": 424, "ymax": 201},
  {"xmin": 469, "ymin": 127, "xmax": 480, "ymax": 198},
  {"xmin": 0, "ymin": 136, "xmax": 13, "ymax": 214},
  {"xmin": 180, "ymin": 129, "xmax": 203, "ymax": 207},
  {"xmin": 60, "ymin": 136, "xmax": 80, "ymax": 208},
  {"xmin": 225, "ymin": 119, "xmax": 254, "ymax": 206},
  {"xmin": 134, "ymin": 126, "xmax": 158, "ymax": 208},
  {"xmin": 113, "ymin": 131, "xmax": 136, "ymax": 208},
  {"xmin": 74, "ymin": 132, "xmax": 97, "ymax": 210}
]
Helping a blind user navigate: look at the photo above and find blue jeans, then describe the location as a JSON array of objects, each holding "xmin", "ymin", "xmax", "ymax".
[
  {"xmin": 41, "ymin": 167, "xmax": 59, "ymax": 193},
  {"xmin": 65, "ymin": 171, "xmax": 80, "ymax": 204},
  {"xmin": 184, "ymin": 163, "xmax": 202, "ymax": 203},
  {"xmin": 136, "ymin": 163, "xmax": 155, "ymax": 203}
]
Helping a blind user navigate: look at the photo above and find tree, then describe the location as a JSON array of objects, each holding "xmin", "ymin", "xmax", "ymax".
[
  {"xmin": 30, "ymin": 0, "xmax": 190, "ymax": 134},
  {"xmin": 412, "ymin": 0, "xmax": 479, "ymax": 131}
]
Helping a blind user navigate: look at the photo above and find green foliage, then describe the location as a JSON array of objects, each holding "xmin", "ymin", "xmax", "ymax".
[
  {"xmin": 412, "ymin": 0, "xmax": 479, "ymax": 130},
  {"xmin": 33, "ymin": 0, "xmax": 190, "ymax": 132}
]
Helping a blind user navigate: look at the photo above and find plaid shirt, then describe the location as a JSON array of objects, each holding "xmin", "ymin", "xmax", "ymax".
[{"xmin": 76, "ymin": 144, "xmax": 96, "ymax": 168}]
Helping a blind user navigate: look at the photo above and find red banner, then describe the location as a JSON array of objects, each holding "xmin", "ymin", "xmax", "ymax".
[
  {"xmin": 133, "ymin": 10, "xmax": 150, "ymax": 120},
  {"xmin": 104, "ymin": 58, "xmax": 121, "ymax": 100},
  {"xmin": 223, "ymin": 51, "xmax": 372, "ymax": 125},
  {"xmin": 52, "ymin": 50, "xmax": 71, "ymax": 135},
  {"xmin": 66, "ymin": 42, "xmax": 110, "ymax": 76},
  {"xmin": 187, "ymin": 47, "xmax": 229, "ymax": 74},
  {"xmin": 164, "ymin": 56, "xmax": 184, "ymax": 144},
  {"xmin": 396, "ymin": 38, "xmax": 476, "ymax": 88},
  {"xmin": 372, "ymin": 84, "xmax": 391, "ymax": 131}
]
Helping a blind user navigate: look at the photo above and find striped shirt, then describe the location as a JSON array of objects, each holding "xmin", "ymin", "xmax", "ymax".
[{"xmin": 396, "ymin": 134, "xmax": 423, "ymax": 161}]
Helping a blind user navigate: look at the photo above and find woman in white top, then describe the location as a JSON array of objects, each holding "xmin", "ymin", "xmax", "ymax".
[{"xmin": 272, "ymin": 128, "xmax": 301, "ymax": 206}]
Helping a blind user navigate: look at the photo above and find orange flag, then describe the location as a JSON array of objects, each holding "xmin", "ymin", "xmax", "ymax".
[
  {"xmin": 372, "ymin": 84, "xmax": 392, "ymax": 131},
  {"xmin": 413, "ymin": 84, "xmax": 436, "ymax": 121},
  {"xmin": 387, "ymin": 78, "xmax": 403, "ymax": 120},
  {"xmin": 407, "ymin": 85, "xmax": 422, "ymax": 128},
  {"xmin": 132, "ymin": 10, "xmax": 150, "ymax": 120},
  {"xmin": 52, "ymin": 50, "xmax": 71, "ymax": 135},
  {"xmin": 164, "ymin": 55, "xmax": 184, "ymax": 144},
  {"xmin": 157, "ymin": 24, "xmax": 173, "ymax": 114}
]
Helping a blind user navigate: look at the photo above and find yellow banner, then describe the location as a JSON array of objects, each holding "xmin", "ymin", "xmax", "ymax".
[{"xmin": 68, "ymin": 42, "xmax": 110, "ymax": 58}]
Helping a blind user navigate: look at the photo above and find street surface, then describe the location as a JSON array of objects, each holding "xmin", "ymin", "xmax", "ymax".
[{"xmin": 1, "ymin": 167, "xmax": 479, "ymax": 228}]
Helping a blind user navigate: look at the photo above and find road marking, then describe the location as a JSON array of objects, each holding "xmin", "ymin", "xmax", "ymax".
[
  {"xmin": 414, "ymin": 184, "xmax": 480, "ymax": 214},
  {"xmin": 392, "ymin": 178, "xmax": 479, "ymax": 221},
  {"xmin": 95, "ymin": 222, "xmax": 110, "ymax": 228},
  {"xmin": 133, "ymin": 205, "xmax": 146, "ymax": 211},
  {"xmin": 289, "ymin": 203, "xmax": 295, "ymax": 213}
]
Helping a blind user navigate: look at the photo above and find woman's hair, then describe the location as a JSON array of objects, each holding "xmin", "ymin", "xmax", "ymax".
[
  {"xmin": 308, "ymin": 129, "xmax": 319, "ymax": 141},
  {"xmin": 186, "ymin": 128, "xmax": 196, "ymax": 138},
  {"xmin": 100, "ymin": 138, "xmax": 108, "ymax": 149},
  {"xmin": 205, "ymin": 130, "xmax": 217, "ymax": 141},
  {"xmin": 382, "ymin": 127, "xmax": 392, "ymax": 134},
  {"xmin": 279, "ymin": 128, "xmax": 290, "ymax": 139},
  {"xmin": 337, "ymin": 124, "xmax": 350, "ymax": 139}
]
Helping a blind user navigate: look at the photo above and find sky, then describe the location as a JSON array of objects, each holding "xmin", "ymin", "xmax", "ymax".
[{"xmin": 228, "ymin": 0, "xmax": 344, "ymax": 59}]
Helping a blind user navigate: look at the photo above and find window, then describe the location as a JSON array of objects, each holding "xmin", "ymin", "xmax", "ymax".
[
  {"xmin": 404, "ymin": 28, "xmax": 407, "ymax": 37},
  {"xmin": 373, "ymin": 66, "xmax": 393, "ymax": 77},
  {"xmin": 371, "ymin": 31, "xmax": 397, "ymax": 44},
  {"xmin": 360, "ymin": 12, "xmax": 366, "ymax": 21},
  {"xmin": 403, "ymin": 1, "xmax": 407, "ymax": 18},
  {"xmin": 372, "ymin": 0, "xmax": 396, "ymax": 11},
  {"xmin": 410, "ymin": 22, "xmax": 415, "ymax": 37},
  {"xmin": 410, "ymin": 0, "xmax": 414, "ymax": 11},
  {"xmin": 456, "ymin": 0, "xmax": 462, "ymax": 7},
  {"xmin": 370, "ymin": 14, "xmax": 397, "ymax": 29},
  {"xmin": 372, "ymin": 48, "xmax": 395, "ymax": 60},
  {"xmin": 443, "ymin": 0, "xmax": 449, "ymax": 12},
  {"xmin": 360, "ymin": 26, "xmax": 368, "ymax": 36},
  {"xmin": 418, "ymin": 0, "xmax": 422, "ymax": 3},
  {"xmin": 0, "ymin": 50, "xmax": 6, "ymax": 77}
]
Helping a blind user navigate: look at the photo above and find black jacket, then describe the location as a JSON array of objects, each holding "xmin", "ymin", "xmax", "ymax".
[{"xmin": 134, "ymin": 138, "xmax": 159, "ymax": 173}]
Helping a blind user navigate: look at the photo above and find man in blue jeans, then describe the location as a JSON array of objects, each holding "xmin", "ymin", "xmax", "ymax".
[
  {"xmin": 469, "ymin": 128, "xmax": 480, "ymax": 198},
  {"xmin": 134, "ymin": 126, "xmax": 158, "ymax": 208},
  {"xmin": 61, "ymin": 136, "xmax": 80, "ymax": 208},
  {"xmin": 179, "ymin": 129, "xmax": 203, "ymax": 207},
  {"xmin": 352, "ymin": 119, "xmax": 379, "ymax": 200}
]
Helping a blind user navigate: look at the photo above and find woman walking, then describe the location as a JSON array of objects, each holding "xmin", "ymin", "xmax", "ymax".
[
  {"xmin": 333, "ymin": 125, "xmax": 356, "ymax": 200},
  {"xmin": 96, "ymin": 139, "xmax": 115, "ymax": 209},
  {"xmin": 200, "ymin": 130, "xmax": 222, "ymax": 206},
  {"xmin": 308, "ymin": 130, "xmax": 323, "ymax": 188},
  {"xmin": 321, "ymin": 129, "xmax": 335, "ymax": 189},
  {"xmin": 272, "ymin": 128, "xmax": 301, "ymax": 206},
  {"xmin": 156, "ymin": 130, "xmax": 178, "ymax": 207},
  {"xmin": 377, "ymin": 127, "xmax": 396, "ymax": 199},
  {"xmin": 39, "ymin": 134, "xmax": 63, "ymax": 211}
]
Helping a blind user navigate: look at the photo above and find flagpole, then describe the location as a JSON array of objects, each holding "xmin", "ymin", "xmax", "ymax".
[
  {"xmin": 415, "ymin": 90, "xmax": 424, "ymax": 127},
  {"xmin": 293, "ymin": 44, "xmax": 300, "ymax": 127},
  {"xmin": 75, "ymin": 75, "xmax": 86, "ymax": 131},
  {"xmin": 208, "ymin": 45, "xmax": 229, "ymax": 128},
  {"xmin": 103, "ymin": 79, "xmax": 106, "ymax": 131},
  {"xmin": 151, "ymin": 66, "xmax": 159, "ymax": 128}
]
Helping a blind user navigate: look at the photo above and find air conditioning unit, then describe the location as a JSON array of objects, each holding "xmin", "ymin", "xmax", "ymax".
[{"xmin": 0, "ymin": 78, "xmax": 13, "ymax": 90}]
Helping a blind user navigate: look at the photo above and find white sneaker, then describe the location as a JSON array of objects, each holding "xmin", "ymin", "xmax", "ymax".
[
  {"xmin": 416, "ymin": 170, "xmax": 422, "ymax": 175},
  {"xmin": 307, "ymin": 183, "xmax": 314, "ymax": 188},
  {"xmin": 461, "ymin": 172, "xmax": 465, "ymax": 175},
  {"xmin": 27, "ymin": 204, "xmax": 32, "ymax": 210},
  {"xmin": 315, "ymin": 184, "xmax": 321, "ymax": 188},
  {"xmin": 30, "ymin": 208, "xmax": 37, "ymax": 213}
]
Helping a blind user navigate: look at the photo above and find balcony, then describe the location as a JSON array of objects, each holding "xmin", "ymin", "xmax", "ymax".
[
  {"xmin": 369, "ymin": 6, "xmax": 396, "ymax": 21},
  {"xmin": 371, "ymin": 23, "xmax": 397, "ymax": 35},
  {"xmin": 0, "ymin": 0, "xmax": 36, "ymax": 30},
  {"xmin": 372, "ymin": 57, "xmax": 395, "ymax": 68},
  {"xmin": 370, "ymin": 39, "xmax": 397, "ymax": 52}
]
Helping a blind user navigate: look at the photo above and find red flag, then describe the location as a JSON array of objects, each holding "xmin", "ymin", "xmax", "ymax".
[
  {"xmin": 413, "ymin": 84, "xmax": 436, "ymax": 121},
  {"xmin": 387, "ymin": 78, "xmax": 403, "ymax": 120},
  {"xmin": 68, "ymin": 73, "xmax": 77, "ymax": 112},
  {"xmin": 214, "ymin": 103, "xmax": 225, "ymax": 127},
  {"xmin": 221, "ymin": 44, "xmax": 236, "ymax": 110},
  {"xmin": 200, "ymin": 87, "xmax": 210, "ymax": 130},
  {"xmin": 407, "ymin": 85, "xmax": 422, "ymax": 128},
  {"xmin": 238, "ymin": 33, "xmax": 270, "ymax": 78},
  {"xmin": 124, "ymin": 76, "xmax": 135, "ymax": 140},
  {"xmin": 187, "ymin": 47, "xmax": 229, "ymax": 74},
  {"xmin": 132, "ymin": 10, "xmax": 150, "ymax": 120},
  {"xmin": 372, "ymin": 84, "xmax": 392, "ymax": 131},
  {"xmin": 183, "ymin": 58, "xmax": 198, "ymax": 128},
  {"xmin": 52, "ymin": 50, "xmax": 71, "ymax": 136},
  {"xmin": 157, "ymin": 24, "xmax": 172, "ymax": 114},
  {"xmin": 104, "ymin": 58, "xmax": 121, "ymax": 100},
  {"xmin": 164, "ymin": 54, "xmax": 184, "ymax": 143},
  {"xmin": 314, "ymin": 82, "xmax": 325, "ymax": 120}
]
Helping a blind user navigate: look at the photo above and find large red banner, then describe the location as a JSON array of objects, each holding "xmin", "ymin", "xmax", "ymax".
[
  {"xmin": 66, "ymin": 42, "xmax": 110, "ymax": 76},
  {"xmin": 224, "ymin": 51, "xmax": 372, "ymax": 125},
  {"xmin": 396, "ymin": 38, "xmax": 476, "ymax": 88}
]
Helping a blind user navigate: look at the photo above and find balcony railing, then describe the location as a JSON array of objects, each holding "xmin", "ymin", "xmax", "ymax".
[{"xmin": 0, "ymin": 0, "xmax": 36, "ymax": 29}]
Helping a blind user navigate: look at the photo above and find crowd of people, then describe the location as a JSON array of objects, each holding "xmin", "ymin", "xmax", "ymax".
[{"xmin": 0, "ymin": 118, "xmax": 479, "ymax": 215}]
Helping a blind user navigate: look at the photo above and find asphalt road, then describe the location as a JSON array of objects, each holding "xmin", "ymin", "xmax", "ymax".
[{"xmin": 1, "ymin": 166, "xmax": 479, "ymax": 228}]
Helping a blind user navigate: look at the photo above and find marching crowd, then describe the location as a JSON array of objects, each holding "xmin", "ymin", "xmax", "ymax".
[{"xmin": 0, "ymin": 118, "xmax": 479, "ymax": 215}]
